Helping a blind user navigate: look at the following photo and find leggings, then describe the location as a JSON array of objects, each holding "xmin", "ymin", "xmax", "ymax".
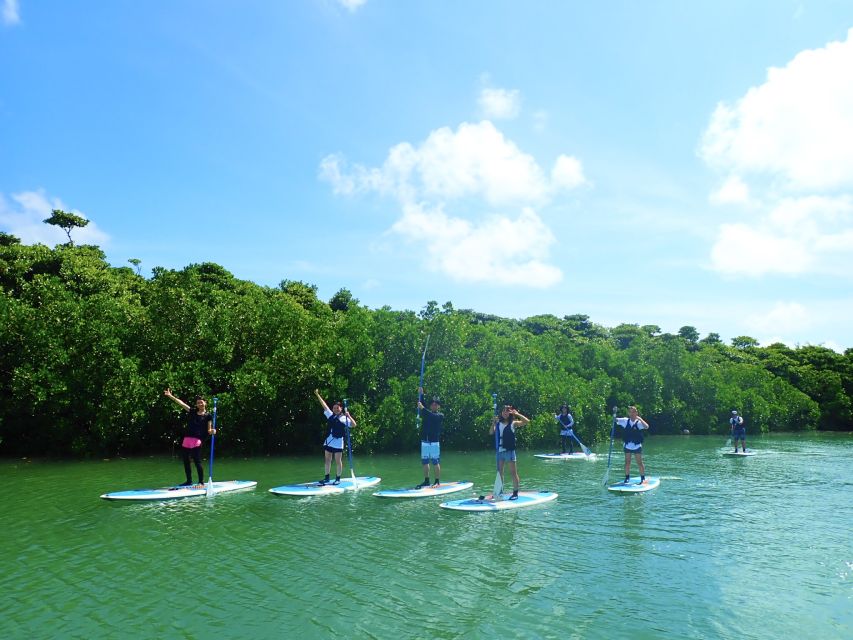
[
  {"xmin": 182, "ymin": 446, "xmax": 204, "ymax": 483},
  {"xmin": 561, "ymin": 436, "xmax": 574, "ymax": 453}
]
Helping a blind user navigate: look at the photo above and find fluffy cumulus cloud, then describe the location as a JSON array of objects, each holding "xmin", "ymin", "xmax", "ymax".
[
  {"xmin": 320, "ymin": 120, "xmax": 585, "ymax": 286},
  {"xmin": 0, "ymin": 190, "xmax": 109, "ymax": 246},
  {"xmin": 321, "ymin": 120, "xmax": 584, "ymax": 206},
  {"xmin": 391, "ymin": 203, "xmax": 561, "ymax": 287},
  {"xmin": 702, "ymin": 29, "xmax": 853, "ymax": 277},
  {"xmin": 701, "ymin": 28, "xmax": 853, "ymax": 191},
  {"xmin": 478, "ymin": 87, "xmax": 521, "ymax": 120},
  {"xmin": 2, "ymin": 0, "xmax": 20, "ymax": 26},
  {"xmin": 710, "ymin": 196, "xmax": 853, "ymax": 277}
]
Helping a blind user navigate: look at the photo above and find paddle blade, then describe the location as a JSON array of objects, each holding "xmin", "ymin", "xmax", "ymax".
[
  {"xmin": 206, "ymin": 479, "xmax": 213, "ymax": 498},
  {"xmin": 493, "ymin": 470, "xmax": 503, "ymax": 498}
]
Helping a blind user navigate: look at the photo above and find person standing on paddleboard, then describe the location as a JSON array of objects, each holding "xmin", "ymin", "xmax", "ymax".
[
  {"xmin": 555, "ymin": 404, "xmax": 575, "ymax": 454},
  {"xmin": 490, "ymin": 405, "xmax": 530, "ymax": 500},
  {"xmin": 164, "ymin": 389, "xmax": 217, "ymax": 486},
  {"xmin": 730, "ymin": 410, "xmax": 746, "ymax": 453},
  {"xmin": 314, "ymin": 389, "xmax": 356, "ymax": 486},
  {"xmin": 416, "ymin": 387, "xmax": 444, "ymax": 488},
  {"xmin": 615, "ymin": 405, "xmax": 650, "ymax": 485}
]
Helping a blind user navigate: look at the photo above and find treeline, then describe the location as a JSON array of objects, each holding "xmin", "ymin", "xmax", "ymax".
[{"xmin": 0, "ymin": 234, "xmax": 850, "ymax": 457}]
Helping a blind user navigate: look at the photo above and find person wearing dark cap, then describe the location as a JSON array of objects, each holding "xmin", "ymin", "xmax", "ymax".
[
  {"xmin": 416, "ymin": 387, "xmax": 444, "ymax": 488},
  {"xmin": 555, "ymin": 404, "xmax": 576, "ymax": 454},
  {"xmin": 730, "ymin": 410, "xmax": 746, "ymax": 453}
]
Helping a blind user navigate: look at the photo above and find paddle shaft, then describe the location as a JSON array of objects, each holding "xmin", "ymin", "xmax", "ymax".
[
  {"xmin": 492, "ymin": 393, "xmax": 503, "ymax": 497},
  {"xmin": 416, "ymin": 334, "xmax": 430, "ymax": 430},
  {"xmin": 344, "ymin": 398, "xmax": 357, "ymax": 484},
  {"xmin": 207, "ymin": 397, "xmax": 217, "ymax": 497}
]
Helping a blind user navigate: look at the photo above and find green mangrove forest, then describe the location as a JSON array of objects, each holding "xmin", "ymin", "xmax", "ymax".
[{"xmin": 1, "ymin": 227, "xmax": 850, "ymax": 458}]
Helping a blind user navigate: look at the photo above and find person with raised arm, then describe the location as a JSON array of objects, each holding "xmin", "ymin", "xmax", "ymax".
[
  {"xmin": 489, "ymin": 405, "xmax": 530, "ymax": 500},
  {"xmin": 164, "ymin": 388, "xmax": 217, "ymax": 486},
  {"xmin": 314, "ymin": 389, "xmax": 356, "ymax": 486}
]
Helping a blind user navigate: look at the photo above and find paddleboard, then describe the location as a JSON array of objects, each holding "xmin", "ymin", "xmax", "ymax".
[
  {"xmin": 723, "ymin": 450, "xmax": 756, "ymax": 457},
  {"xmin": 100, "ymin": 480, "xmax": 257, "ymax": 501},
  {"xmin": 374, "ymin": 481, "xmax": 473, "ymax": 498},
  {"xmin": 607, "ymin": 477, "xmax": 660, "ymax": 493},
  {"xmin": 269, "ymin": 476, "xmax": 381, "ymax": 496},
  {"xmin": 439, "ymin": 491, "xmax": 557, "ymax": 512},
  {"xmin": 534, "ymin": 452, "xmax": 593, "ymax": 460}
]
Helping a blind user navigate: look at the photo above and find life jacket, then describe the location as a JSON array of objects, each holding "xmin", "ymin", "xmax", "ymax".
[
  {"xmin": 499, "ymin": 421, "xmax": 516, "ymax": 451},
  {"xmin": 622, "ymin": 419, "xmax": 644, "ymax": 445},
  {"xmin": 328, "ymin": 413, "xmax": 347, "ymax": 439},
  {"xmin": 557, "ymin": 414, "xmax": 573, "ymax": 429}
]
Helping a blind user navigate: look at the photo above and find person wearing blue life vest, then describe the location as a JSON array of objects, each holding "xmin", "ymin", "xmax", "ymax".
[
  {"xmin": 416, "ymin": 387, "xmax": 444, "ymax": 488},
  {"xmin": 614, "ymin": 405, "xmax": 650, "ymax": 485},
  {"xmin": 555, "ymin": 404, "xmax": 575, "ymax": 453},
  {"xmin": 730, "ymin": 410, "xmax": 746, "ymax": 453},
  {"xmin": 164, "ymin": 388, "xmax": 217, "ymax": 486},
  {"xmin": 490, "ymin": 405, "xmax": 530, "ymax": 500},
  {"xmin": 314, "ymin": 389, "xmax": 357, "ymax": 486}
]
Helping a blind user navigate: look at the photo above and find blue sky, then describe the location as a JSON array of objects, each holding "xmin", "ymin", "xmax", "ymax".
[{"xmin": 2, "ymin": 1, "xmax": 853, "ymax": 350}]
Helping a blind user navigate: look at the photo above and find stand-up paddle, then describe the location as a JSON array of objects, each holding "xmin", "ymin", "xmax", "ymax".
[
  {"xmin": 416, "ymin": 334, "xmax": 430, "ymax": 431},
  {"xmin": 571, "ymin": 432, "xmax": 592, "ymax": 456},
  {"xmin": 603, "ymin": 406, "xmax": 616, "ymax": 487},
  {"xmin": 492, "ymin": 393, "xmax": 503, "ymax": 499},
  {"xmin": 206, "ymin": 397, "xmax": 217, "ymax": 498},
  {"xmin": 344, "ymin": 398, "xmax": 357, "ymax": 488}
]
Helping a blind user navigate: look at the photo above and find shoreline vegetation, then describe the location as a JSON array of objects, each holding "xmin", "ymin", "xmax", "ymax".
[{"xmin": 1, "ymin": 231, "xmax": 851, "ymax": 458}]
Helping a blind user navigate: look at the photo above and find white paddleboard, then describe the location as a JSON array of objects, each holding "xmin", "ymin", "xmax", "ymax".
[
  {"xmin": 607, "ymin": 477, "xmax": 660, "ymax": 493},
  {"xmin": 374, "ymin": 481, "xmax": 473, "ymax": 498},
  {"xmin": 268, "ymin": 476, "xmax": 381, "ymax": 496},
  {"xmin": 439, "ymin": 491, "xmax": 558, "ymax": 512},
  {"xmin": 723, "ymin": 450, "xmax": 756, "ymax": 457},
  {"xmin": 534, "ymin": 452, "xmax": 594, "ymax": 460},
  {"xmin": 100, "ymin": 480, "xmax": 257, "ymax": 501}
]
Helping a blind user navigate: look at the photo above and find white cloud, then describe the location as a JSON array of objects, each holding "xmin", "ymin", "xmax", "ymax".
[
  {"xmin": 709, "ymin": 222, "xmax": 811, "ymax": 276},
  {"xmin": 321, "ymin": 120, "xmax": 586, "ymax": 287},
  {"xmin": 337, "ymin": 0, "xmax": 366, "ymax": 12},
  {"xmin": 703, "ymin": 30, "xmax": 853, "ymax": 278},
  {"xmin": 551, "ymin": 155, "xmax": 587, "ymax": 190},
  {"xmin": 391, "ymin": 203, "xmax": 561, "ymax": 287},
  {"xmin": 0, "ymin": 190, "xmax": 110, "ymax": 247},
  {"xmin": 700, "ymin": 27, "xmax": 853, "ymax": 192},
  {"xmin": 708, "ymin": 196, "xmax": 853, "ymax": 277},
  {"xmin": 478, "ymin": 87, "xmax": 521, "ymax": 120},
  {"xmin": 320, "ymin": 120, "xmax": 584, "ymax": 206},
  {"xmin": 2, "ymin": 0, "xmax": 20, "ymax": 26},
  {"xmin": 710, "ymin": 175, "xmax": 750, "ymax": 205}
]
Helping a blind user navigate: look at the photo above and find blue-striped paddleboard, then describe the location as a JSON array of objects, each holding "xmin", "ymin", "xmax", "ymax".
[
  {"xmin": 439, "ymin": 491, "xmax": 557, "ymax": 512},
  {"xmin": 269, "ymin": 476, "xmax": 381, "ymax": 496},
  {"xmin": 607, "ymin": 477, "xmax": 660, "ymax": 493},
  {"xmin": 101, "ymin": 480, "xmax": 257, "ymax": 501},
  {"xmin": 374, "ymin": 481, "xmax": 473, "ymax": 498}
]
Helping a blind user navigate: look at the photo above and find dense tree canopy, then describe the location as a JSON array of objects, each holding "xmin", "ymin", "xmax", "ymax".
[{"xmin": 0, "ymin": 237, "xmax": 848, "ymax": 457}]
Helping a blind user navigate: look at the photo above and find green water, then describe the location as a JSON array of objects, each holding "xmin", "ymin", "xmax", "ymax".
[{"xmin": 2, "ymin": 434, "xmax": 851, "ymax": 639}]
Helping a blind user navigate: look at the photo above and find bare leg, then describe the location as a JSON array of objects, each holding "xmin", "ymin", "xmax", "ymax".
[
  {"xmin": 636, "ymin": 452, "xmax": 646, "ymax": 480},
  {"xmin": 324, "ymin": 449, "xmax": 332, "ymax": 475},
  {"xmin": 624, "ymin": 451, "xmax": 632, "ymax": 480}
]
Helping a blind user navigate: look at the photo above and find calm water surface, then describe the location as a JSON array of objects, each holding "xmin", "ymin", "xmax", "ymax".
[{"xmin": 1, "ymin": 434, "xmax": 851, "ymax": 639}]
